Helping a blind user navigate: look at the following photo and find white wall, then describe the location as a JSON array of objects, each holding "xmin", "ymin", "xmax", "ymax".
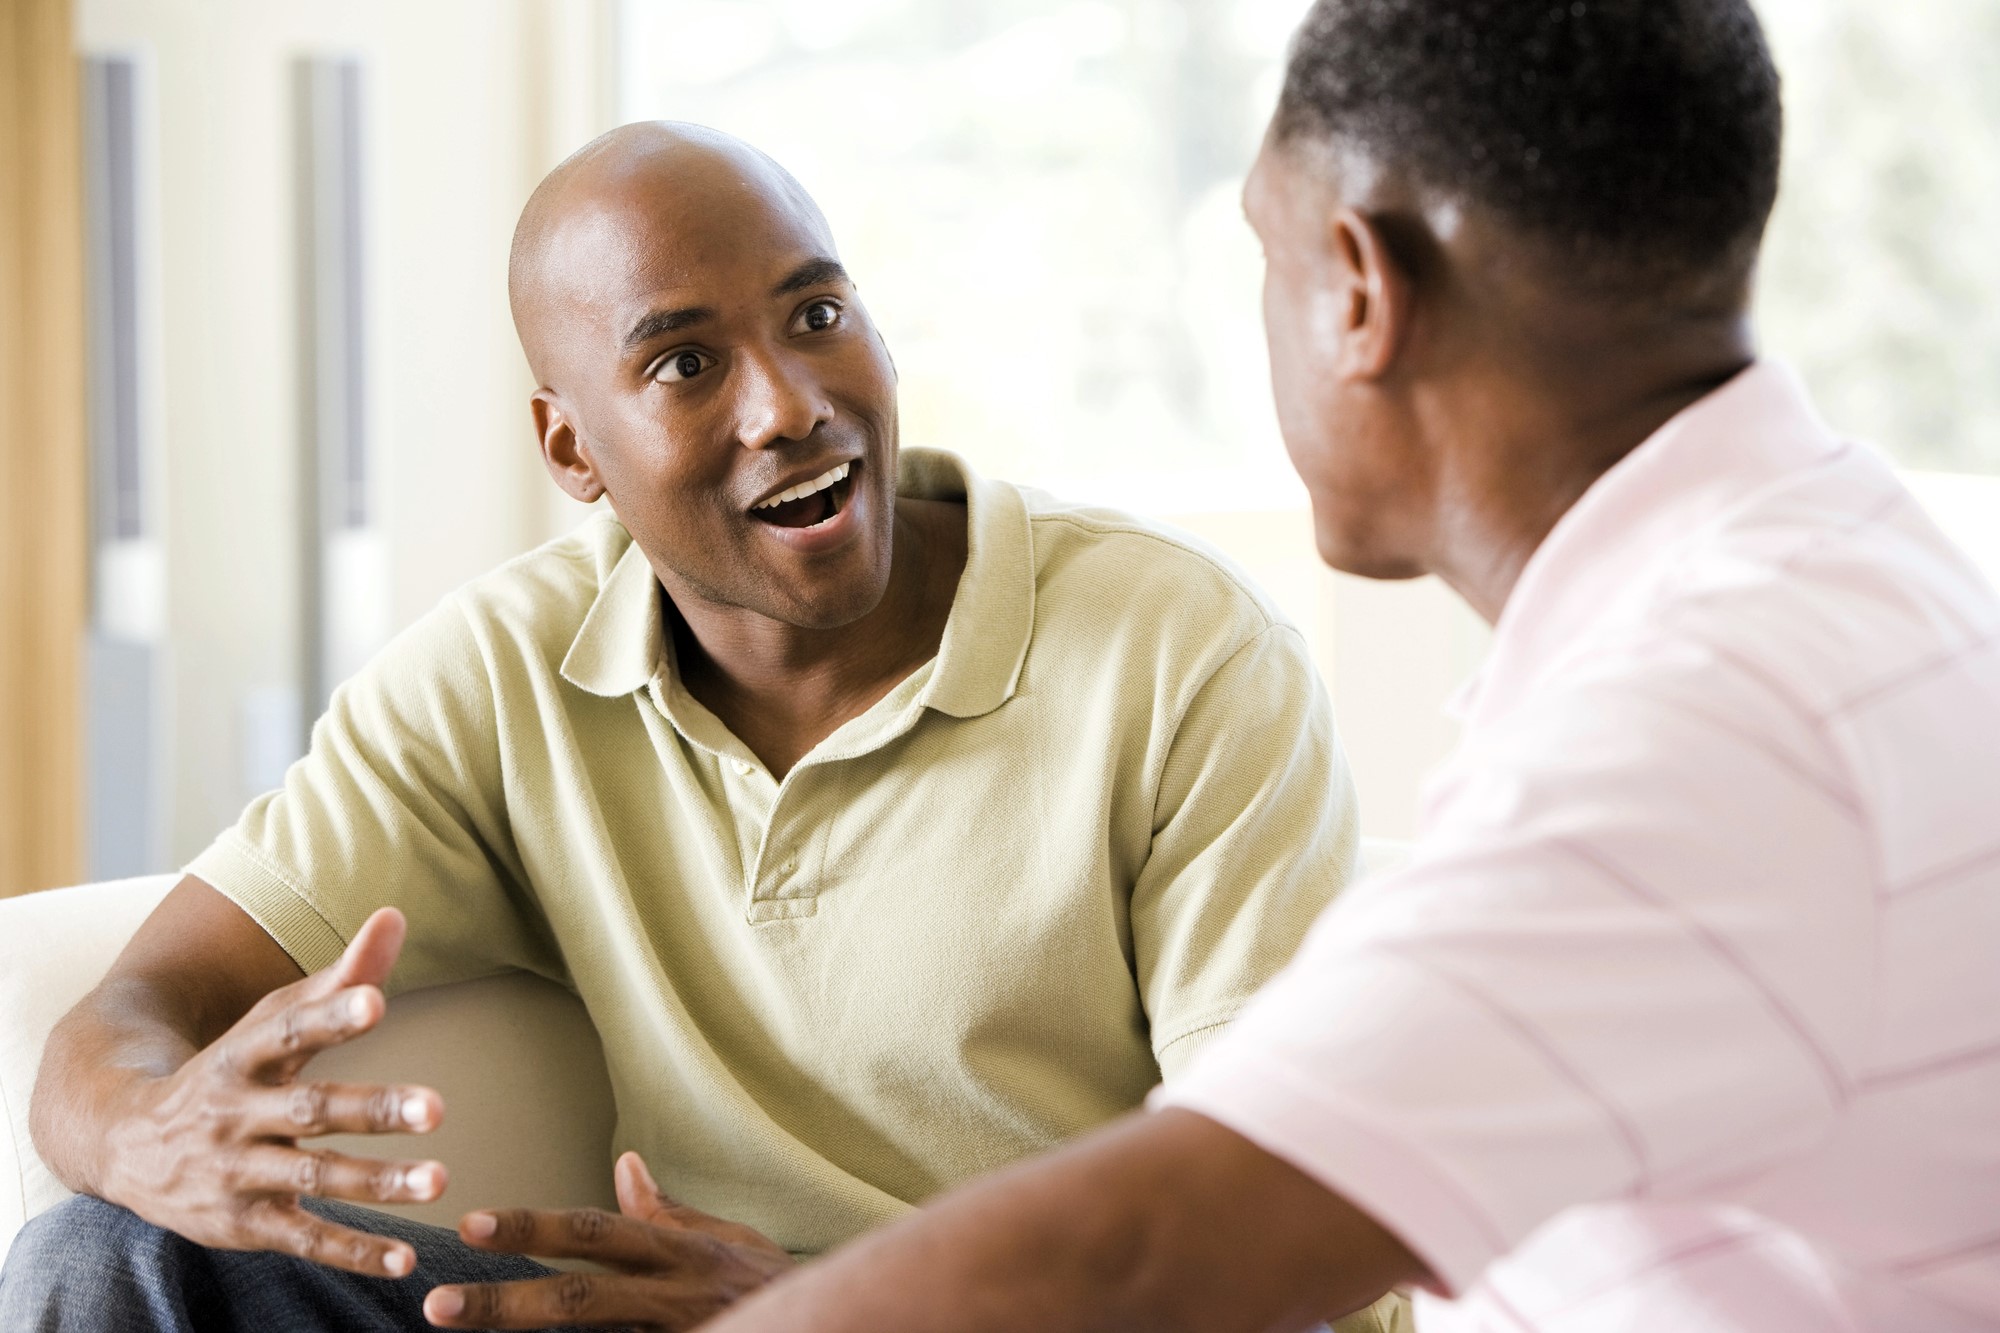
[{"xmin": 75, "ymin": 0, "xmax": 614, "ymax": 863}]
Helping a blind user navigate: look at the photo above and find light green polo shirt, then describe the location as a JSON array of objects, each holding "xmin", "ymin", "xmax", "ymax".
[{"xmin": 188, "ymin": 448, "xmax": 1359, "ymax": 1257}]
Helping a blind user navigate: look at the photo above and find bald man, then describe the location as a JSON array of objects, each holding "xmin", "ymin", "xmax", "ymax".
[{"xmin": 2, "ymin": 125, "xmax": 1391, "ymax": 1332}]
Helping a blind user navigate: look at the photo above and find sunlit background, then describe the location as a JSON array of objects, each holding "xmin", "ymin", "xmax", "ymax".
[{"xmin": 4, "ymin": 0, "xmax": 1997, "ymax": 893}]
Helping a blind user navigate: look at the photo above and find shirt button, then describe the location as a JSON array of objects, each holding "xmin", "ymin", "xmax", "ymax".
[{"xmin": 732, "ymin": 759, "xmax": 754, "ymax": 777}]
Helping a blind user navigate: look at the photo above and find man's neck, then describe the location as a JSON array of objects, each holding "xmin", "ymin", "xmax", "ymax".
[
  {"xmin": 666, "ymin": 497, "xmax": 969, "ymax": 778},
  {"xmin": 1427, "ymin": 339, "xmax": 1755, "ymax": 624}
]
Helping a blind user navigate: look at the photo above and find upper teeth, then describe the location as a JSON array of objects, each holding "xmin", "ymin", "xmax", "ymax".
[{"xmin": 754, "ymin": 462, "xmax": 850, "ymax": 510}]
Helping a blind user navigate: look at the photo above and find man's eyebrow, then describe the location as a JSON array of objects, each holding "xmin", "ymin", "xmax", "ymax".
[
  {"xmin": 623, "ymin": 305, "xmax": 715, "ymax": 352},
  {"xmin": 771, "ymin": 258, "xmax": 849, "ymax": 297},
  {"xmin": 619, "ymin": 261, "xmax": 846, "ymax": 350}
]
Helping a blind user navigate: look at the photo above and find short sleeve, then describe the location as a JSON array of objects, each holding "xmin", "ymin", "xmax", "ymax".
[
  {"xmin": 186, "ymin": 596, "xmax": 565, "ymax": 994},
  {"xmin": 1158, "ymin": 656, "xmax": 1872, "ymax": 1294},
  {"xmin": 1131, "ymin": 623, "xmax": 1360, "ymax": 1079}
]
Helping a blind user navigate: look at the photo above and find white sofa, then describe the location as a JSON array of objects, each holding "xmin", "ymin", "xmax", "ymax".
[{"xmin": 1, "ymin": 840, "xmax": 1410, "ymax": 1267}]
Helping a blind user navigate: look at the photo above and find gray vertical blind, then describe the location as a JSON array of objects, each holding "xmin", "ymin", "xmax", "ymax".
[
  {"xmin": 295, "ymin": 56, "xmax": 371, "ymax": 721},
  {"xmin": 80, "ymin": 54, "xmax": 162, "ymax": 879},
  {"xmin": 82, "ymin": 56, "xmax": 144, "ymax": 548}
]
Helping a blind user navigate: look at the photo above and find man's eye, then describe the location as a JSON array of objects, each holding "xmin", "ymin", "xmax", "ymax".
[
  {"xmin": 654, "ymin": 350, "xmax": 712, "ymax": 383},
  {"xmin": 797, "ymin": 300, "xmax": 841, "ymax": 334}
]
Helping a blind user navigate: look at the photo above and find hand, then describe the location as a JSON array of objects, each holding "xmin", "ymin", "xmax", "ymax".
[
  {"xmin": 423, "ymin": 1151, "xmax": 796, "ymax": 1330},
  {"xmin": 99, "ymin": 908, "xmax": 449, "ymax": 1278}
]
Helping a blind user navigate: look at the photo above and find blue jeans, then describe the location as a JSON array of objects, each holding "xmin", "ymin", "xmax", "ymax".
[{"xmin": 0, "ymin": 1194, "xmax": 579, "ymax": 1332}]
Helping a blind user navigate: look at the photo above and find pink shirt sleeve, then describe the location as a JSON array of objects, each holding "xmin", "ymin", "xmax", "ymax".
[{"xmin": 1157, "ymin": 648, "xmax": 1873, "ymax": 1295}]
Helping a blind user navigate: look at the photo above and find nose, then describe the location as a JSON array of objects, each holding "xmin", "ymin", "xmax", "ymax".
[{"xmin": 732, "ymin": 343, "xmax": 833, "ymax": 450}]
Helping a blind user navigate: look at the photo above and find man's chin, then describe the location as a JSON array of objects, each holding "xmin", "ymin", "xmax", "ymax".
[
  {"xmin": 1312, "ymin": 524, "xmax": 1427, "ymax": 582},
  {"xmin": 771, "ymin": 594, "xmax": 891, "ymax": 632},
  {"xmin": 747, "ymin": 525, "xmax": 897, "ymax": 630},
  {"xmin": 755, "ymin": 563, "xmax": 896, "ymax": 632}
]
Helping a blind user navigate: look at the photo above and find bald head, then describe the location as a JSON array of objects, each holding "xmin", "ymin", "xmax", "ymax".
[
  {"xmin": 509, "ymin": 121, "xmax": 837, "ymax": 388},
  {"xmin": 505, "ymin": 122, "xmax": 900, "ymax": 633}
]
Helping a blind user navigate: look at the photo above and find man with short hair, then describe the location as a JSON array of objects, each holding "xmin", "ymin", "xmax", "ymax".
[
  {"xmin": 0, "ymin": 125, "xmax": 1394, "ymax": 1331},
  {"xmin": 700, "ymin": 2, "xmax": 2000, "ymax": 1330}
]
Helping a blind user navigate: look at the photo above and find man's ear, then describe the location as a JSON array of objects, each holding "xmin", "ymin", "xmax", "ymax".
[
  {"xmin": 532, "ymin": 389, "xmax": 606, "ymax": 504},
  {"xmin": 1328, "ymin": 206, "xmax": 1414, "ymax": 381}
]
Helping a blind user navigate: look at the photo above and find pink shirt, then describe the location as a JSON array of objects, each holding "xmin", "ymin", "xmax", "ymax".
[{"xmin": 1163, "ymin": 362, "xmax": 2000, "ymax": 1331}]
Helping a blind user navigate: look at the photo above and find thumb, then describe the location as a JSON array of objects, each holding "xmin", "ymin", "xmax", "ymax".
[
  {"xmin": 614, "ymin": 1151, "xmax": 671, "ymax": 1220},
  {"xmin": 329, "ymin": 907, "xmax": 407, "ymax": 991}
]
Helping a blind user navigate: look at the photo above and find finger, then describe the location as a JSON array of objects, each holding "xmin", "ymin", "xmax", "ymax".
[
  {"xmin": 226, "ymin": 985, "xmax": 387, "ymax": 1079},
  {"xmin": 242, "ymin": 1080, "xmax": 444, "ymax": 1138},
  {"xmin": 460, "ymin": 1206, "xmax": 687, "ymax": 1272},
  {"xmin": 269, "ymin": 907, "xmax": 410, "ymax": 1010},
  {"xmin": 426, "ymin": 1271, "xmax": 675, "ymax": 1329},
  {"xmin": 228, "ymin": 1144, "xmax": 448, "ymax": 1206},
  {"xmin": 608, "ymin": 1156, "xmax": 779, "ymax": 1256},
  {"xmin": 614, "ymin": 1151, "xmax": 673, "ymax": 1221},
  {"xmin": 234, "ymin": 1196, "xmax": 419, "ymax": 1280},
  {"xmin": 328, "ymin": 907, "xmax": 407, "ymax": 992}
]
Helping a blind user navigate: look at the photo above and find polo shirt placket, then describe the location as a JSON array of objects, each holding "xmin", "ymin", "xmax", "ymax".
[{"xmin": 640, "ymin": 659, "xmax": 942, "ymax": 925}]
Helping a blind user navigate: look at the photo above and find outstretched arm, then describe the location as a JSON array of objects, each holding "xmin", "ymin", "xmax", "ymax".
[{"xmin": 702, "ymin": 1107, "xmax": 1421, "ymax": 1333}]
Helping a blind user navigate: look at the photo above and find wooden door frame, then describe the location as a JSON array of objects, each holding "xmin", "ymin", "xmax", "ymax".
[{"xmin": 0, "ymin": 0, "xmax": 88, "ymax": 895}]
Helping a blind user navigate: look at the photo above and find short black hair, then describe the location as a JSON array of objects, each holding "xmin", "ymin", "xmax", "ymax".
[{"xmin": 1275, "ymin": 0, "xmax": 1783, "ymax": 288}]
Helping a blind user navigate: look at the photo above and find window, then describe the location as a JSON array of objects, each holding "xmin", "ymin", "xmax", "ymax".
[
  {"xmin": 1758, "ymin": 0, "xmax": 2000, "ymax": 475},
  {"xmin": 620, "ymin": 0, "xmax": 2000, "ymax": 484}
]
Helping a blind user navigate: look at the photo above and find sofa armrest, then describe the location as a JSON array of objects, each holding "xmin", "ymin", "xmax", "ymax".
[
  {"xmin": 0, "ymin": 877, "xmax": 176, "ymax": 1260},
  {"xmin": 0, "ymin": 878, "xmax": 616, "ymax": 1266}
]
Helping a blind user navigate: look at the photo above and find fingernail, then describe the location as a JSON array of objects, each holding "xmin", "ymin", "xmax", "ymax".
[
  {"xmin": 401, "ymin": 1095, "xmax": 433, "ymax": 1130},
  {"xmin": 347, "ymin": 992, "xmax": 370, "ymax": 1024},
  {"xmin": 384, "ymin": 1246, "xmax": 414, "ymax": 1277},
  {"xmin": 429, "ymin": 1288, "xmax": 464, "ymax": 1318},
  {"xmin": 464, "ymin": 1211, "xmax": 496, "ymax": 1240},
  {"xmin": 407, "ymin": 1163, "xmax": 444, "ymax": 1199}
]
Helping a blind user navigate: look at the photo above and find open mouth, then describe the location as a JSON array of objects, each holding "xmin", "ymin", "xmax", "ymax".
[{"xmin": 749, "ymin": 461, "xmax": 857, "ymax": 530}]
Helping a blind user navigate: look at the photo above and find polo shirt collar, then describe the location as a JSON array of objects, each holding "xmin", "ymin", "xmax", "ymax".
[
  {"xmin": 558, "ymin": 448, "xmax": 1035, "ymax": 719},
  {"xmin": 560, "ymin": 529, "xmax": 664, "ymax": 698},
  {"xmin": 1459, "ymin": 359, "xmax": 1847, "ymax": 725},
  {"xmin": 905, "ymin": 448, "xmax": 1035, "ymax": 719}
]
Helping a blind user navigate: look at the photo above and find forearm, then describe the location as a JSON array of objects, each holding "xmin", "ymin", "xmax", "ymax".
[
  {"xmin": 29, "ymin": 976, "xmax": 206, "ymax": 1197},
  {"xmin": 31, "ymin": 875, "xmax": 309, "ymax": 1199},
  {"xmin": 705, "ymin": 1108, "xmax": 1418, "ymax": 1333}
]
